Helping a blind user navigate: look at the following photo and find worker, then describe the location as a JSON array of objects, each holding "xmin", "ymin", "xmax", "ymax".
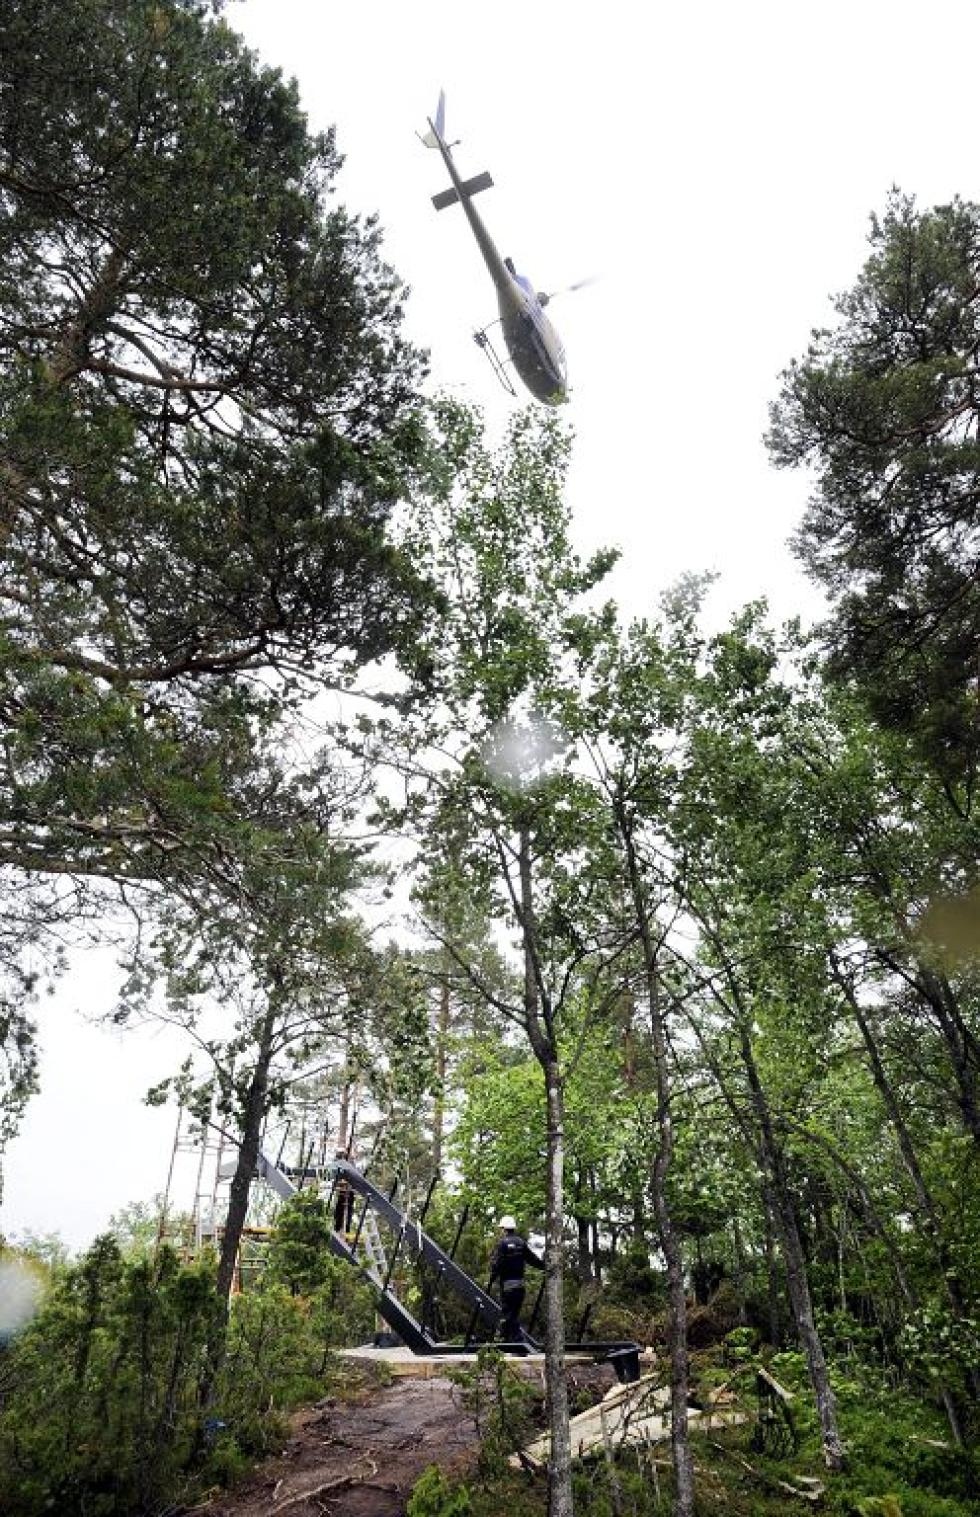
[
  {"xmin": 489, "ymin": 1214, "xmax": 543, "ymax": 1343},
  {"xmin": 332, "ymin": 1153, "xmax": 355, "ymax": 1237}
]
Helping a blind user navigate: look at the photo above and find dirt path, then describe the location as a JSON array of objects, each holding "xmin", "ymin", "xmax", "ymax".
[{"xmin": 202, "ymin": 1376, "xmax": 481, "ymax": 1517}]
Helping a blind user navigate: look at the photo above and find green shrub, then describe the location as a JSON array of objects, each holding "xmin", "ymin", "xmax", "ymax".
[
  {"xmin": 450, "ymin": 1347, "xmax": 539, "ymax": 1476},
  {"xmin": 0, "ymin": 1237, "xmax": 216, "ymax": 1516},
  {"xmin": 722, "ymin": 1324, "xmax": 758, "ymax": 1364},
  {"xmin": 604, "ymin": 1244, "xmax": 665, "ymax": 1308},
  {"xmin": 407, "ymin": 1465, "xmax": 473, "ymax": 1517},
  {"xmin": 0, "ymin": 1234, "xmax": 362, "ymax": 1516}
]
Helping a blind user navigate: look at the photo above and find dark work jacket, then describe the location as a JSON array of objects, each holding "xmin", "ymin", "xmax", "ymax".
[{"xmin": 489, "ymin": 1233, "xmax": 544, "ymax": 1289}]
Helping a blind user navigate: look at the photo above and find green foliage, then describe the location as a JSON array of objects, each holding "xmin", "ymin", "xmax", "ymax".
[
  {"xmin": 721, "ymin": 1326, "xmax": 758, "ymax": 1365},
  {"xmin": 266, "ymin": 1190, "xmax": 335, "ymax": 1295},
  {"xmin": 218, "ymin": 1282, "xmax": 325, "ymax": 1450},
  {"xmin": 0, "ymin": 1233, "xmax": 359, "ymax": 1515},
  {"xmin": 571, "ymin": 1457, "xmax": 676, "ymax": 1517},
  {"xmin": 449, "ymin": 1353, "xmax": 980, "ymax": 1517},
  {"xmin": 400, "ymin": 400, "xmax": 616, "ymax": 727},
  {"xmin": 897, "ymin": 1303, "xmax": 980, "ymax": 1398},
  {"xmin": 0, "ymin": 997, "xmax": 38, "ymax": 1153},
  {"xmin": 0, "ymin": 1237, "xmax": 216, "ymax": 1515},
  {"xmin": 605, "ymin": 1243, "xmax": 665, "ymax": 1309},
  {"xmin": 0, "ymin": 0, "xmax": 432, "ymax": 1144},
  {"xmin": 107, "ymin": 1199, "xmax": 168, "ymax": 1257},
  {"xmin": 450, "ymin": 1347, "xmax": 539, "ymax": 1477},
  {"xmin": 826, "ymin": 1371, "xmax": 980, "ymax": 1515},
  {"xmin": 408, "ymin": 1464, "xmax": 473, "ymax": 1517},
  {"xmin": 9, "ymin": 155, "xmax": 980, "ymax": 1511},
  {"xmin": 768, "ymin": 189, "xmax": 980, "ymax": 781},
  {"xmin": 4, "ymin": 1229, "xmax": 71, "ymax": 1276},
  {"xmin": 265, "ymin": 1195, "xmax": 375, "ymax": 1344},
  {"xmin": 450, "ymin": 1055, "xmax": 547, "ymax": 1226}
]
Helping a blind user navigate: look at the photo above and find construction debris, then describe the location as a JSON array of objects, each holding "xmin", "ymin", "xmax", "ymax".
[{"xmin": 514, "ymin": 1373, "xmax": 750, "ymax": 1469}]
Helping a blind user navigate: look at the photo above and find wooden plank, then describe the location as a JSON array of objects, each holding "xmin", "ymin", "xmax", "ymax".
[
  {"xmin": 756, "ymin": 1366, "xmax": 794, "ymax": 1403},
  {"xmin": 515, "ymin": 1398, "xmax": 750, "ymax": 1468},
  {"xmin": 338, "ymin": 1346, "xmax": 607, "ymax": 1379}
]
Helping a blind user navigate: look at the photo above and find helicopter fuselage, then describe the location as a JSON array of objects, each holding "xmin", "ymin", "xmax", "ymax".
[{"xmin": 496, "ymin": 267, "xmax": 568, "ymax": 406}]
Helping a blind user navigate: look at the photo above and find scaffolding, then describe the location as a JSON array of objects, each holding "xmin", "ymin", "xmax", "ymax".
[
  {"xmin": 156, "ymin": 1100, "xmax": 226, "ymax": 1257},
  {"xmin": 157, "ymin": 1084, "xmax": 346, "ymax": 1286}
]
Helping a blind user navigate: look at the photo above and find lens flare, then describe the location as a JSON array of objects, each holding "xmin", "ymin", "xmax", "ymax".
[
  {"xmin": 478, "ymin": 716, "xmax": 568, "ymax": 789},
  {"xmin": 0, "ymin": 1258, "xmax": 43, "ymax": 1342}
]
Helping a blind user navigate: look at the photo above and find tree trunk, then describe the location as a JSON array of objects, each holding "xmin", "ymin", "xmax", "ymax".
[
  {"xmin": 842, "ymin": 984, "xmax": 978, "ymax": 1414},
  {"xmin": 216, "ymin": 1003, "xmax": 278, "ymax": 1299},
  {"xmin": 517, "ymin": 825, "xmax": 573, "ymax": 1517},
  {"xmin": 838, "ymin": 971, "xmax": 972, "ymax": 1318},
  {"xmin": 791, "ymin": 1119, "xmax": 971, "ymax": 1437},
  {"xmin": 542, "ymin": 1057, "xmax": 573, "ymax": 1517},
  {"xmin": 770, "ymin": 1178, "xmax": 844, "ymax": 1467},
  {"xmin": 926, "ymin": 966, "xmax": 980, "ymax": 1144},
  {"xmin": 738, "ymin": 1025, "xmax": 844, "ymax": 1471},
  {"xmin": 197, "ymin": 999, "xmax": 279, "ymax": 1426},
  {"xmin": 871, "ymin": 932, "xmax": 980, "ymax": 1145},
  {"xmin": 432, "ymin": 976, "xmax": 451, "ymax": 1173},
  {"xmin": 336, "ymin": 1019, "xmax": 360, "ymax": 1157},
  {"xmin": 730, "ymin": 1215, "xmax": 749, "ymax": 1325},
  {"xmin": 46, "ymin": 245, "xmax": 127, "ymax": 386},
  {"xmin": 648, "ymin": 975, "xmax": 694, "ymax": 1517},
  {"xmin": 617, "ymin": 800, "xmax": 695, "ymax": 1517},
  {"xmin": 763, "ymin": 1195, "xmax": 783, "ymax": 1346},
  {"xmin": 575, "ymin": 1212, "xmax": 595, "ymax": 1284}
]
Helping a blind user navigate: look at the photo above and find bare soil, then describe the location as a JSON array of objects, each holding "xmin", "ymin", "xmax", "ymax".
[{"xmin": 201, "ymin": 1374, "xmax": 481, "ymax": 1517}]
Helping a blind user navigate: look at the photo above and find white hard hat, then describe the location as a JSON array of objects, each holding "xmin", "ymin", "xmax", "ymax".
[{"xmin": 499, "ymin": 1214, "xmax": 517, "ymax": 1230}]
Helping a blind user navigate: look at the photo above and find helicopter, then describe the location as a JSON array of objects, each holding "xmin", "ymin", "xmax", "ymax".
[{"xmin": 421, "ymin": 92, "xmax": 569, "ymax": 405}]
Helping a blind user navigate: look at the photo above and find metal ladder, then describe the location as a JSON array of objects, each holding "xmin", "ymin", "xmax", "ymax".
[{"xmin": 356, "ymin": 1208, "xmax": 388, "ymax": 1279}]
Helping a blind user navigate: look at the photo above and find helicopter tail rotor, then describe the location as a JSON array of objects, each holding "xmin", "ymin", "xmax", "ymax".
[{"xmin": 420, "ymin": 89, "xmax": 447, "ymax": 149}]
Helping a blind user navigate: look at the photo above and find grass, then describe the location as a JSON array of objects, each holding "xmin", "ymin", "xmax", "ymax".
[{"xmin": 413, "ymin": 1348, "xmax": 979, "ymax": 1517}]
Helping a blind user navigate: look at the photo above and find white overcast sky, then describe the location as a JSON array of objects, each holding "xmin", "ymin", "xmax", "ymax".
[{"xmin": 6, "ymin": 0, "xmax": 980, "ymax": 1249}]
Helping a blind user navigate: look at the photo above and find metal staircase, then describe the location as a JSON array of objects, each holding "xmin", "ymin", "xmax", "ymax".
[{"xmin": 252, "ymin": 1148, "xmax": 641, "ymax": 1382}]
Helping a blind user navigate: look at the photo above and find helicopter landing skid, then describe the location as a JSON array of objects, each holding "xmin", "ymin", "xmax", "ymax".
[{"xmin": 474, "ymin": 327, "xmax": 517, "ymax": 397}]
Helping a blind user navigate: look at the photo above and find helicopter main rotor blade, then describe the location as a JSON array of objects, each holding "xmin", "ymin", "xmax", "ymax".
[{"xmin": 541, "ymin": 274, "xmax": 599, "ymax": 302}]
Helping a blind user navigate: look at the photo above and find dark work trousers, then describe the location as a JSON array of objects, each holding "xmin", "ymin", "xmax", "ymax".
[
  {"xmin": 333, "ymin": 1184, "xmax": 355, "ymax": 1235},
  {"xmin": 499, "ymin": 1279, "xmax": 526, "ymax": 1341}
]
